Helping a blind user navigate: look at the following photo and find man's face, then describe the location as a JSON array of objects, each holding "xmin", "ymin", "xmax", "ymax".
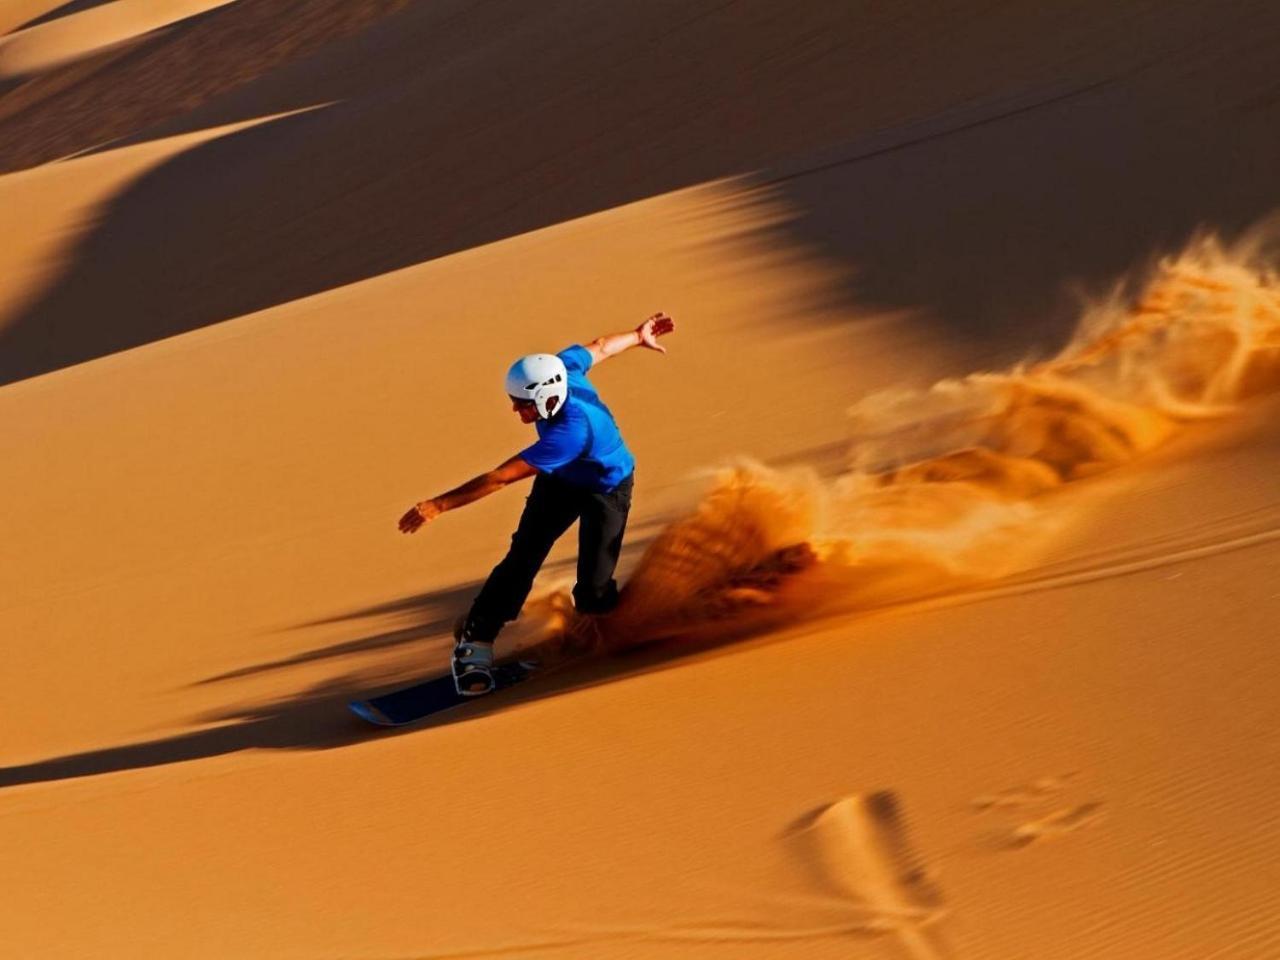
[{"xmin": 511, "ymin": 397, "xmax": 540, "ymax": 424}]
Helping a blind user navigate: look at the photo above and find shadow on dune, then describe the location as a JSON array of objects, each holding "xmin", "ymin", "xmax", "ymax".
[
  {"xmin": 0, "ymin": 611, "xmax": 787, "ymax": 791},
  {"xmin": 729, "ymin": 14, "xmax": 1280, "ymax": 369},
  {"xmin": 6, "ymin": 2, "xmax": 1279, "ymax": 383},
  {"xmin": 0, "ymin": 674, "xmax": 374, "ymax": 790},
  {"xmin": 0, "ymin": 577, "xmax": 480, "ymax": 789},
  {"xmin": 194, "ymin": 516, "xmax": 668, "ymax": 687},
  {"xmin": 194, "ymin": 580, "xmax": 482, "ymax": 685}
]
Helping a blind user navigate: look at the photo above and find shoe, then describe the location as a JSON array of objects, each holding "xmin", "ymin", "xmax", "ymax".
[{"xmin": 452, "ymin": 619, "xmax": 496, "ymax": 696}]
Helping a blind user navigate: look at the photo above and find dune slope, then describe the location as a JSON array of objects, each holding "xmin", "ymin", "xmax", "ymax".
[{"xmin": 1, "ymin": 2, "xmax": 1279, "ymax": 958}]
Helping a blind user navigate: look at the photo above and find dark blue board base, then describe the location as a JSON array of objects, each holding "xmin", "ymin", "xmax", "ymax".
[{"xmin": 348, "ymin": 661, "xmax": 537, "ymax": 727}]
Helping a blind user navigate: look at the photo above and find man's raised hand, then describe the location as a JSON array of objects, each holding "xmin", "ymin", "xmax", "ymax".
[{"xmin": 637, "ymin": 312, "xmax": 676, "ymax": 352}]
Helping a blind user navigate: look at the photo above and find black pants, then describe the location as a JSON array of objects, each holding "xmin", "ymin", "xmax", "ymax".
[{"xmin": 466, "ymin": 472, "xmax": 633, "ymax": 640}]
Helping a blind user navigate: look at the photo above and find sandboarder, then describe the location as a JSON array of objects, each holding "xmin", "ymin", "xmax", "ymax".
[{"xmin": 398, "ymin": 312, "xmax": 676, "ymax": 695}]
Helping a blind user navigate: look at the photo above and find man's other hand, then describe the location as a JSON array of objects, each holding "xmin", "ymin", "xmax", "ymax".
[{"xmin": 398, "ymin": 499, "xmax": 442, "ymax": 534}]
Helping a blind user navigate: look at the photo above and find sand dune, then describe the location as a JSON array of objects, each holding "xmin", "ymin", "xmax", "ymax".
[
  {"xmin": 1, "ymin": 1, "xmax": 1279, "ymax": 957},
  {"xmin": 0, "ymin": 0, "xmax": 239, "ymax": 77},
  {"xmin": 3, "ymin": 2, "xmax": 1279, "ymax": 385},
  {"xmin": 0, "ymin": 0, "xmax": 73, "ymax": 36}
]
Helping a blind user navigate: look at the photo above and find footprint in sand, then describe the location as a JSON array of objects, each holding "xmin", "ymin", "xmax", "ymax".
[
  {"xmin": 1004, "ymin": 801, "xmax": 1106, "ymax": 848},
  {"xmin": 971, "ymin": 775, "xmax": 1104, "ymax": 850}
]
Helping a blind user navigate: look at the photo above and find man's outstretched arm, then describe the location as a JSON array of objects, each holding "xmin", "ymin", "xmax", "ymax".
[
  {"xmin": 584, "ymin": 312, "xmax": 676, "ymax": 366},
  {"xmin": 399, "ymin": 454, "xmax": 537, "ymax": 534}
]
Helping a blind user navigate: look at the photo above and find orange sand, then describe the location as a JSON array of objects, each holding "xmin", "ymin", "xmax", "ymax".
[{"xmin": 2, "ymin": 3, "xmax": 1279, "ymax": 957}]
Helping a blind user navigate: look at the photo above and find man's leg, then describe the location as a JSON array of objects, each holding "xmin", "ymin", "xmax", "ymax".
[
  {"xmin": 464, "ymin": 473, "xmax": 581, "ymax": 640},
  {"xmin": 573, "ymin": 473, "xmax": 634, "ymax": 614}
]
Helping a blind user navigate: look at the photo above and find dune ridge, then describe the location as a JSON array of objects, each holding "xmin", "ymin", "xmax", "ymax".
[
  {"xmin": 0, "ymin": 1, "xmax": 73, "ymax": 36},
  {"xmin": 0, "ymin": 0, "xmax": 241, "ymax": 78}
]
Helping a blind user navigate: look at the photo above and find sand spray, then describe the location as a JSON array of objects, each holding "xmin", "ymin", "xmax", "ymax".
[{"xmin": 526, "ymin": 226, "xmax": 1280, "ymax": 652}]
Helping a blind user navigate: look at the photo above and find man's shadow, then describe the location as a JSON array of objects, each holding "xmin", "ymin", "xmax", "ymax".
[
  {"xmin": 0, "ymin": 523, "xmax": 720, "ymax": 793},
  {"xmin": 0, "ymin": 605, "xmax": 777, "ymax": 791}
]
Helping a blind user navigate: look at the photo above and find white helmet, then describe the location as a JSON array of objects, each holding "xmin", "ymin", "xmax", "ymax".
[{"xmin": 505, "ymin": 353, "xmax": 568, "ymax": 419}]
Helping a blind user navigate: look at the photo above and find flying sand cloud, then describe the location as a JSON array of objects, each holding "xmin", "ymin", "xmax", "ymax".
[{"xmin": 527, "ymin": 223, "xmax": 1280, "ymax": 654}]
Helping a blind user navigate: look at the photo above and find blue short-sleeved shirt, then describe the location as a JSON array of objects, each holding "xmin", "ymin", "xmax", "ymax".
[{"xmin": 520, "ymin": 345, "xmax": 635, "ymax": 492}]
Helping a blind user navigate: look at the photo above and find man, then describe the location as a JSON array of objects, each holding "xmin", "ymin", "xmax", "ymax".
[{"xmin": 398, "ymin": 311, "xmax": 676, "ymax": 695}]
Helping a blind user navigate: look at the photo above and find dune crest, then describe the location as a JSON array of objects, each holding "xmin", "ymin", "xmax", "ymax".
[
  {"xmin": 0, "ymin": 0, "xmax": 239, "ymax": 78},
  {"xmin": 0, "ymin": 1, "xmax": 71, "ymax": 36}
]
